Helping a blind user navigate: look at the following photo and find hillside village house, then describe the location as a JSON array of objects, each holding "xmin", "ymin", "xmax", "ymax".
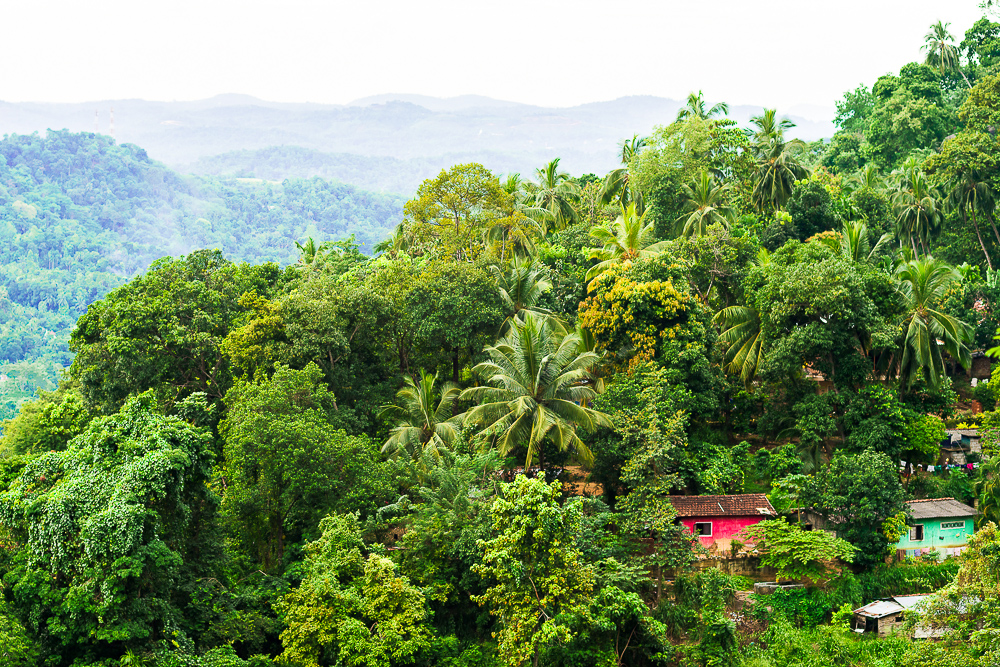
[
  {"xmin": 896, "ymin": 498, "xmax": 977, "ymax": 560},
  {"xmin": 668, "ymin": 494, "xmax": 776, "ymax": 552}
]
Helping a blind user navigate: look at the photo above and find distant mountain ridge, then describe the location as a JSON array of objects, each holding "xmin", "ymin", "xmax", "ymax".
[{"xmin": 0, "ymin": 94, "xmax": 835, "ymax": 193}]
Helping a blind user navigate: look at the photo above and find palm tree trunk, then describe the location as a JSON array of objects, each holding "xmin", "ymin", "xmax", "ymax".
[
  {"xmin": 968, "ymin": 208, "xmax": 993, "ymax": 270},
  {"xmin": 983, "ymin": 207, "xmax": 1000, "ymax": 247}
]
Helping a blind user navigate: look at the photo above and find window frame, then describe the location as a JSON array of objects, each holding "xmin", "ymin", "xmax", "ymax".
[
  {"xmin": 909, "ymin": 524, "xmax": 924, "ymax": 541},
  {"xmin": 693, "ymin": 522, "xmax": 713, "ymax": 537},
  {"xmin": 940, "ymin": 521, "xmax": 964, "ymax": 530}
]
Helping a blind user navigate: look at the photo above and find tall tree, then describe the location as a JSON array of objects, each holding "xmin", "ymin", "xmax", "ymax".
[
  {"xmin": 676, "ymin": 91, "xmax": 730, "ymax": 122},
  {"xmin": 677, "ymin": 170, "xmax": 734, "ymax": 237},
  {"xmin": 892, "ymin": 163, "xmax": 943, "ymax": 255},
  {"xmin": 460, "ymin": 312, "xmax": 611, "ymax": 469},
  {"xmin": 749, "ymin": 110, "xmax": 809, "ymax": 213},
  {"xmin": 491, "ymin": 255, "xmax": 553, "ymax": 328},
  {"xmin": 379, "ymin": 370, "xmax": 462, "ymax": 461},
  {"xmin": 895, "ymin": 257, "xmax": 973, "ymax": 388},
  {"xmin": 600, "ymin": 134, "xmax": 647, "ymax": 210},
  {"xmin": 528, "ymin": 158, "xmax": 581, "ymax": 233},
  {"xmin": 585, "ymin": 202, "xmax": 669, "ymax": 284},
  {"xmin": 473, "ymin": 476, "xmax": 595, "ymax": 667},
  {"xmin": 221, "ymin": 364, "xmax": 389, "ymax": 572},
  {"xmin": 713, "ymin": 305, "xmax": 764, "ymax": 387},
  {"xmin": 922, "ymin": 20, "xmax": 970, "ymax": 87}
]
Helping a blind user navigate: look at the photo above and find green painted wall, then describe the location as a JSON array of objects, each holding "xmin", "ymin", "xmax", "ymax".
[{"xmin": 895, "ymin": 516, "xmax": 974, "ymax": 559}]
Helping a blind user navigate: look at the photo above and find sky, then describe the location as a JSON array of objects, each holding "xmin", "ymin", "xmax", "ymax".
[{"xmin": 2, "ymin": 0, "xmax": 990, "ymax": 118}]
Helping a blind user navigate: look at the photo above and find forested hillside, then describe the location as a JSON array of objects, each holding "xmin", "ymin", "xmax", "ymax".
[
  {"xmin": 0, "ymin": 131, "xmax": 403, "ymax": 418},
  {"xmin": 182, "ymin": 145, "xmax": 505, "ymax": 195},
  {"xmin": 1, "ymin": 13, "xmax": 1000, "ymax": 667}
]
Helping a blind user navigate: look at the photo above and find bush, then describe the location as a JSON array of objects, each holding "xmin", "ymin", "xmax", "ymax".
[{"xmin": 857, "ymin": 561, "xmax": 959, "ymax": 601}]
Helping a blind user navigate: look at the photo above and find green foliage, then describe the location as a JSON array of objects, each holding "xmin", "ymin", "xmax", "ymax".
[
  {"xmin": 787, "ymin": 180, "xmax": 838, "ymax": 240},
  {"xmin": 0, "ymin": 392, "xmax": 216, "ymax": 662},
  {"xmin": 739, "ymin": 520, "xmax": 856, "ymax": 584},
  {"xmin": 275, "ymin": 513, "xmax": 434, "ymax": 667},
  {"xmin": 801, "ymin": 450, "xmax": 907, "ymax": 570},
  {"xmin": 856, "ymin": 561, "xmax": 959, "ymax": 601},
  {"xmin": 473, "ymin": 476, "xmax": 595, "ymax": 667},
  {"xmin": 220, "ymin": 364, "xmax": 390, "ymax": 573},
  {"xmin": 0, "ymin": 132, "xmax": 403, "ymax": 416},
  {"xmin": 0, "ymin": 597, "xmax": 37, "ymax": 667},
  {"xmin": 0, "ymin": 381, "xmax": 90, "ymax": 456},
  {"xmin": 70, "ymin": 250, "xmax": 283, "ymax": 413}
]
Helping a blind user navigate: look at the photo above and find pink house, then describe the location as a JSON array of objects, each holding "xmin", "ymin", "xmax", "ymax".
[{"xmin": 668, "ymin": 494, "xmax": 776, "ymax": 552}]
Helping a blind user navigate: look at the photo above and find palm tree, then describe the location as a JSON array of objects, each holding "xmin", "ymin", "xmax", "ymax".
[
  {"xmin": 379, "ymin": 370, "xmax": 463, "ymax": 461},
  {"xmin": 894, "ymin": 257, "xmax": 972, "ymax": 388},
  {"xmin": 713, "ymin": 305, "xmax": 764, "ymax": 387},
  {"xmin": 851, "ymin": 164, "xmax": 884, "ymax": 191},
  {"xmin": 295, "ymin": 237, "xmax": 336, "ymax": 269},
  {"xmin": 528, "ymin": 158, "xmax": 581, "ymax": 233},
  {"xmin": 459, "ymin": 312, "xmax": 611, "ymax": 469},
  {"xmin": 922, "ymin": 21, "xmax": 970, "ymax": 87},
  {"xmin": 892, "ymin": 166, "xmax": 942, "ymax": 255},
  {"xmin": 832, "ymin": 220, "xmax": 893, "ymax": 263},
  {"xmin": 946, "ymin": 170, "xmax": 999, "ymax": 270},
  {"xmin": 491, "ymin": 256, "xmax": 553, "ymax": 329},
  {"xmin": 677, "ymin": 170, "xmax": 734, "ymax": 237},
  {"xmin": 749, "ymin": 109, "xmax": 809, "ymax": 213},
  {"xmin": 600, "ymin": 134, "xmax": 646, "ymax": 210},
  {"xmin": 585, "ymin": 202, "xmax": 669, "ymax": 284},
  {"xmin": 676, "ymin": 91, "xmax": 729, "ymax": 122}
]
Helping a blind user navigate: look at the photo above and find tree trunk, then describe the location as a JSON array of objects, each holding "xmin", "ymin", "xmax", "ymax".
[
  {"xmin": 984, "ymin": 207, "xmax": 1000, "ymax": 248},
  {"xmin": 969, "ymin": 208, "xmax": 993, "ymax": 270}
]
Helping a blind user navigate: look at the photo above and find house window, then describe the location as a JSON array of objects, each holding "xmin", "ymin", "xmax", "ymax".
[
  {"xmin": 909, "ymin": 525, "xmax": 924, "ymax": 541},
  {"xmin": 693, "ymin": 522, "xmax": 713, "ymax": 536},
  {"xmin": 940, "ymin": 521, "xmax": 964, "ymax": 530}
]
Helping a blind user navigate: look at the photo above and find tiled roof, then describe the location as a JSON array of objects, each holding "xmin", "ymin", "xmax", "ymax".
[
  {"xmin": 906, "ymin": 497, "xmax": 978, "ymax": 520},
  {"xmin": 667, "ymin": 494, "xmax": 775, "ymax": 518}
]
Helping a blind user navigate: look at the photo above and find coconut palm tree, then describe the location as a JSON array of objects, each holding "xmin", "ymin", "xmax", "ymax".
[
  {"xmin": 676, "ymin": 91, "xmax": 730, "ymax": 122},
  {"xmin": 831, "ymin": 220, "xmax": 893, "ymax": 263},
  {"xmin": 491, "ymin": 256, "xmax": 553, "ymax": 330},
  {"xmin": 379, "ymin": 370, "xmax": 463, "ymax": 461},
  {"xmin": 946, "ymin": 170, "xmax": 999, "ymax": 270},
  {"xmin": 894, "ymin": 257, "xmax": 972, "ymax": 388},
  {"xmin": 850, "ymin": 164, "xmax": 885, "ymax": 191},
  {"xmin": 459, "ymin": 312, "xmax": 611, "ymax": 469},
  {"xmin": 714, "ymin": 305, "xmax": 764, "ymax": 387},
  {"xmin": 892, "ymin": 166, "xmax": 942, "ymax": 255},
  {"xmin": 749, "ymin": 110, "xmax": 809, "ymax": 213},
  {"xmin": 585, "ymin": 202, "xmax": 669, "ymax": 284},
  {"xmin": 600, "ymin": 134, "xmax": 646, "ymax": 210},
  {"xmin": 922, "ymin": 21, "xmax": 970, "ymax": 87},
  {"xmin": 528, "ymin": 158, "xmax": 581, "ymax": 233},
  {"xmin": 677, "ymin": 170, "xmax": 735, "ymax": 237}
]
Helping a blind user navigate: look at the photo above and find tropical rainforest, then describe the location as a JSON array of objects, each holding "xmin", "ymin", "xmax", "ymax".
[{"xmin": 2, "ymin": 13, "xmax": 1000, "ymax": 667}]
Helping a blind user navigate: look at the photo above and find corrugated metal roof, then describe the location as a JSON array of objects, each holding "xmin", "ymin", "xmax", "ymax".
[
  {"xmin": 854, "ymin": 600, "xmax": 904, "ymax": 618},
  {"xmin": 906, "ymin": 498, "xmax": 978, "ymax": 520},
  {"xmin": 891, "ymin": 595, "xmax": 930, "ymax": 610}
]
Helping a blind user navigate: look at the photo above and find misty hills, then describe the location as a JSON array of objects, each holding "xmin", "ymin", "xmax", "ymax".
[
  {"xmin": 0, "ymin": 94, "xmax": 835, "ymax": 194},
  {"xmin": 0, "ymin": 131, "xmax": 404, "ymax": 417}
]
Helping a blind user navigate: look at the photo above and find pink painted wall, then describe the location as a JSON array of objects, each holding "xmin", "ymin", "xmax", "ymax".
[{"xmin": 680, "ymin": 515, "xmax": 764, "ymax": 546}]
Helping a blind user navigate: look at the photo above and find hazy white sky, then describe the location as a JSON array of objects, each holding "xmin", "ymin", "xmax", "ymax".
[{"xmin": 2, "ymin": 0, "xmax": 990, "ymax": 112}]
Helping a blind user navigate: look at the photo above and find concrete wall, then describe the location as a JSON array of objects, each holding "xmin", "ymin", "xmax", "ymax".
[
  {"xmin": 679, "ymin": 556, "xmax": 779, "ymax": 580},
  {"xmin": 895, "ymin": 516, "xmax": 974, "ymax": 560},
  {"xmin": 679, "ymin": 515, "xmax": 764, "ymax": 552}
]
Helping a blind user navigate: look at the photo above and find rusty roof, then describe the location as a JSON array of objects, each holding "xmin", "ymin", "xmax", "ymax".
[{"xmin": 667, "ymin": 494, "xmax": 775, "ymax": 518}]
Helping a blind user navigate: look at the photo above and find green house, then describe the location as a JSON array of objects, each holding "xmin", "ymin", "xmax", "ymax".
[{"xmin": 895, "ymin": 498, "xmax": 977, "ymax": 560}]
